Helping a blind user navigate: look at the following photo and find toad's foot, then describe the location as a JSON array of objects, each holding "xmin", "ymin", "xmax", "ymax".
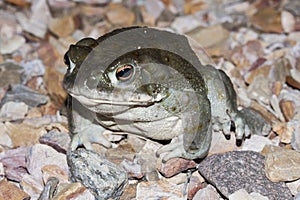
[
  {"xmin": 70, "ymin": 124, "xmax": 112, "ymax": 150},
  {"xmin": 156, "ymin": 135, "xmax": 209, "ymax": 162}
]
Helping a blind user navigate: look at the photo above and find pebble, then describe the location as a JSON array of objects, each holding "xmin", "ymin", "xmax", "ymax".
[
  {"xmin": 0, "ymin": 101, "xmax": 28, "ymax": 121},
  {"xmin": 193, "ymin": 184, "xmax": 220, "ymax": 200},
  {"xmin": 262, "ymin": 145, "xmax": 300, "ymax": 182},
  {"xmin": 198, "ymin": 151, "xmax": 293, "ymax": 199},
  {"xmin": 52, "ymin": 182, "xmax": 95, "ymax": 200},
  {"xmin": 0, "ymin": 163, "xmax": 4, "ymax": 181},
  {"xmin": 250, "ymin": 8, "xmax": 283, "ymax": 33},
  {"xmin": 0, "ymin": 147, "xmax": 29, "ymax": 182},
  {"xmin": 67, "ymin": 148, "xmax": 128, "ymax": 200},
  {"xmin": 0, "ymin": 34, "xmax": 26, "ymax": 55},
  {"xmin": 0, "ymin": 179, "xmax": 30, "ymax": 200},
  {"xmin": 20, "ymin": 173, "xmax": 44, "ymax": 199},
  {"xmin": 136, "ymin": 180, "xmax": 184, "ymax": 200},
  {"xmin": 106, "ymin": 3, "xmax": 135, "ymax": 26},
  {"xmin": 144, "ymin": 0, "xmax": 165, "ymax": 20},
  {"xmin": 0, "ymin": 62, "xmax": 24, "ymax": 88},
  {"xmin": 21, "ymin": 59, "xmax": 46, "ymax": 84},
  {"xmin": 157, "ymin": 157, "xmax": 197, "ymax": 178},
  {"xmin": 291, "ymin": 120, "xmax": 300, "ymax": 151},
  {"xmin": 120, "ymin": 159, "xmax": 144, "ymax": 179},
  {"xmin": 281, "ymin": 10, "xmax": 296, "ymax": 33},
  {"xmin": 39, "ymin": 130, "xmax": 70, "ymax": 154},
  {"xmin": 0, "ymin": 122, "xmax": 12, "ymax": 148},
  {"xmin": 0, "ymin": 84, "xmax": 48, "ymax": 108},
  {"xmin": 241, "ymin": 135, "xmax": 273, "ymax": 152},
  {"xmin": 26, "ymin": 144, "xmax": 68, "ymax": 185},
  {"xmin": 286, "ymin": 178, "xmax": 300, "ymax": 196},
  {"xmin": 49, "ymin": 16, "xmax": 76, "ymax": 38},
  {"xmin": 209, "ymin": 132, "xmax": 237, "ymax": 155},
  {"xmin": 41, "ymin": 164, "xmax": 69, "ymax": 184}
]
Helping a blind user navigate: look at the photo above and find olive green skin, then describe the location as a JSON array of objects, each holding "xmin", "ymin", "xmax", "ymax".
[{"xmin": 63, "ymin": 27, "xmax": 247, "ymax": 161}]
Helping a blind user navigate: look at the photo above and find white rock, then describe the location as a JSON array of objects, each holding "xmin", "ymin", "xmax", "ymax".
[
  {"xmin": 0, "ymin": 122, "xmax": 12, "ymax": 148},
  {"xmin": 145, "ymin": 0, "xmax": 165, "ymax": 19},
  {"xmin": 171, "ymin": 15, "xmax": 201, "ymax": 34},
  {"xmin": 281, "ymin": 10, "xmax": 295, "ymax": 33},
  {"xmin": 286, "ymin": 178, "xmax": 300, "ymax": 196},
  {"xmin": 0, "ymin": 162, "xmax": 4, "ymax": 181},
  {"xmin": 193, "ymin": 185, "xmax": 220, "ymax": 200},
  {"xmin": 0, "ymin": 24, "xmax": 26, "ymax": 54},
  {"xmin": 0, "ymin": 101, "xmax": 28, "ymax": 120},
  {"xmin": 26, "ymin": 144, "xmax": 68, "ymax": 185},
  {"xmin": 241, "ymin": 135, "xmax": 273, "ymax": 152}
]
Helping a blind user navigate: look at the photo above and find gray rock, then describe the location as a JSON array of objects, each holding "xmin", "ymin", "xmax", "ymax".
[
  {"xmin": 198, "ymin": 151, "xmax": 293, "ymax": 200},
  {"xmin": 0, "ymin": 84, "xmax": 48, "ymax": 108},
  {"xmin": 67, "ymin": 149, "xmax": 128, "ymax": 200},
  {"xmin": 284, "ymin": 0, "xmax": 300, "ymax": 16},
  {"xmin": 0, "ymin": 62, "xmax": 24, "ymax": 88}
]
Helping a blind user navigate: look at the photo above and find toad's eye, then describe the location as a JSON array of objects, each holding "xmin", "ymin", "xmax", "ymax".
[{"xmin": 116, "ymin": 65, "xmax": 134, "ymax": 81}]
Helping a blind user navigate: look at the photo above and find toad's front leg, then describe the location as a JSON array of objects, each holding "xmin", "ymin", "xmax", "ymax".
[{"xmin": 66, "ymin": 95, "xmax": 112, "ymax": 150}]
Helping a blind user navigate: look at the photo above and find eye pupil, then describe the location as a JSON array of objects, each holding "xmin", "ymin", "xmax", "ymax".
[{"xmin": 116, "ymin": 65, "xmax": 134, "ymax": 81}]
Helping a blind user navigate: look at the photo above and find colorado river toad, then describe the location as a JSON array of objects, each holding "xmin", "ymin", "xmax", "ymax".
[{"xmin": 63, "ymin": 27, "xmax": 249, "ymax": 161}]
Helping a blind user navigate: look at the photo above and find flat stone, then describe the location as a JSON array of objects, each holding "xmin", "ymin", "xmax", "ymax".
[
  {"xmin": 156, "ymin": 157, "xmax": 197, "ymax": 178},
  {"xmin": 0, "ymin": 147, "xmax": 29, "ymax": 182},
  {"xmin": 145, "ymin": 0, "xmax": 165, "ymax": 19},
  {"xmin": 20, "ymin": 174, "xmax": 44, "ymax": 199},
  {"xmin": 0, "ymin": 34, "xmax": 26, "ymax": 55},
  {"xmin": 41, "ymin": 164, "xmax": 69, "ymax": 184},
  {"xmin": 209, "ymin": 132, "xmax": 237, "ymax": 156},
  {"xmin": 21, "ymin": 59, "xmax": 46, "ymax": 84},
  {"xmin": 49, "ymin": 16, "xmax": 76, "ymax": 37},
  {"xmin": 0, "ymin": 179, "xmax": 30, "ymax": 200},
  {"xmin": 39, "ymin": 130, "xmax": 70, "ymax": 154},
  {"xmin": 136, "ymin": 180, "xmax": 184, "ymax": 200},
  {"xmin": 120, "ymin": 159, "xmax": 144, "ymax": 179},
  {"xmin": 0, "ymin": 101, "xmax": 28, "ymax": 121},
  {"xmin": 6, "ymin": 122, "xmax": 46, "ymax": 147},
  {"xmin": 281, "ymin": 10, "xmax": 296, "ymax": 33},
  {"xmin": 171, "ymin": 15, "xmax": 201, "ymax": 34},
  {"xmin": 26, "ymin": 144, "xmax": 68, "ymax": 185},
  {"xmin": 193, "ymin": 184, "xmax": 220, "ymax": 200},
  {"xmin": 105, "ymin": 3, "xmax": 135, "ymax": 26},
  {"xmin": 67, "ymin": 149, "xmax": 128, "ymax": 200},
  {"xmin": 0, "ymin": 62, "xmax": 23, "ymax": 88},
  {"xmin": 291, "ymin": 120, "xmax": 300, "ymax": 151},
  {"xmin": 0, "ymin": 122, "xmax": 12, "ymax": 148},
  {"xmin": 242, "ymin": 135, "xmax": 273, "ymax": 152},
  {"xmin": 262, "ymin": 145, "xmax": 300, "ymax": 182},
  {"xmin": 0, "ymin": 85, "xmax": 48, "ymax": 108},
  {"xmin": 198, "ymin": 151, "xmax": 293, "ymax": 199},
  {"xmin": 52, "ymin": 182, "xmax": 95, "ymax": 200},
  {"xmin": 251, "ymin": 8, "xmax": 283, "ymax": 33}
]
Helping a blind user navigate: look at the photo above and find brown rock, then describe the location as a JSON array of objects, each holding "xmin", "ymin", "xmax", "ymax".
[
  {"xmin": 49, "ymin": 16, "xmax": 76, "ymax": 38},
  {"xmin": 52, "ymin": 182, "xmax": 94, "ymax": 200},
  {"xmin": 245, "ymin": 65, "xmax": 271, "ymax": 84},
  {"xmin": 279, "ymin": 100, "xmax": 294, "ymax": 121},
  {"xmin": 120, "ymin": 183, "xmax": 137, "ymax": 200},
  {"xmin": 262, "ymin": 145, "xmax": 300, "ymax": 182},
  {"xmin": 184, "ymin": 1, "xmax": 206, "ymax": 15},
  {"xmin": 157, "ymin": 157, "xmax": 197, "ymax": 178},
  {"xmin": 286, "ymin": 75, "xmax": 300, "ymax": 90},
  {"xmin": 272, "ymin": 81, "xmax": 282, "ymax": 96},
  {"xmin": 44, "ymin": 67, "xmax": 67, "ymax": 107},
  {"xmin": 0, "ymin": 179, "xmax": 30, "ymax": 200},
  {"xmin": 251, "ymin": 8, "xmax": 283, "ymax": 33},
  {"xmin": 272, "ymin": 122, "xmax": 293, "ymax": 144},
  {"xmin": 42, "ymin": 165, "xmax": 69, "ymax": 184},
  {"xmin": 5, "ymin": 122, "xmax": 46, "ymax": 147},
  {"xmin": 4, "ymin": 0, "xmax": 30, "ymax": 6},
  {"xmin": 106, "ymin": 4, "xmax": 135, "ymax": 26}
]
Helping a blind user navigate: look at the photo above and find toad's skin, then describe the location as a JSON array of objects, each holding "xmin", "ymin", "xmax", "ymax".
[{"xmin": 63, "ymin": 27, "xmax": 249, "ymax": 161}]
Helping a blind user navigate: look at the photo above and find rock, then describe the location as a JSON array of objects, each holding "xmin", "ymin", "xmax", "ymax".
[
  {"xmin": 0, "ymin": 163, "xmax": 3, "ymax": 181},
  {"xmin": 251, "ymin": 8, "xmax": 283, "ymax": 33},
  {"xmin": 247, "ymin": 75, "xmax": 272, "ymax": 105},
  {"xmin": 198, "ymin": 151, "xmax": 293, "ymax": 199},
  {"xmin": 272, "ymin": 122, "xmax": 293, "ymax": 144},
  {"xmin": 0, "ymin": 101, "xmax": 28, "ymax": 121},
  {"xmin": 105, "ymin": 4, "xmax": 135, "ymax": 26},
  {"xmin": 229, "ymin": 189, "xmax": 269, "ymax": 200},
  {"xmin": 209, "ymin": 132, "xmax": 237, "ymax": 155},
  {"xmin": 0, "ymin": 122, "xmax": 13, "ymax": 148},
  {"xmin": 49, "ymin": 16, "xmax": 76, "ymax": 38},
  {"xmin": 0, "ymin": 34, "xmax": 26, "ymax": 55},
  {"xmin": 105, "ymin": 143, "xmax": 136, "ymax": 164},
  {"xmin": 0, "ymin": 179, "xmax": 30, "ymax": 200},
  {"xmin": 0, "ymin": 85, "xmax": 48, "ymax": 108},
  {"xmin": 39, "ymin": 130, "xmax": 70, "ymax": 154},
  {"xmin": 192, "ymin": 184, "xmax": 220, "ymax": 200},
  {"xmin": 281, "ymin": 10, "xmax": 295, "ymax": 33},
  {"xmin": 22, "ymin": 59, "xmax": 46, "ymax": 84},
  {"xmin": 119, "ymin": 183, "xmax": 137, "ymax": 200},
  {"xmin": 120, "ymin": 159, "xmax": 144, "ymax": 179},
  {"xmin": 4, "ymin": 0, "xmax": 31, "ymax": 6},
  {"xmin": 187, "ymin": 172, "xmax": 204, "ymax": 199},
  {"xmin": 16, "ymin": 0, "xmax": 51, "ymax": 38},
  {"xmin": 171, "ymin": 15, "xmax": 200, "ymax": 34},
  {"xmin": 5, "ymin": 122, "xmax": 46, "ymax": 147},
  {"xmin": 0, "ymin": 62, "xmax": 23, "ymax": 88},
  {"xmin": 20, "ymin": 174, "xmax": 44, "ymax": 200},
  {"xmin": 0, "ymin": 147, "xmax": 29, "ymax": 182},
  {"xmin": 67, "ymin": 149, "xmax": 128, "ymax": 200},
  {"xmin": 291, "ymin": 120, "xmax": 300, "ymax": 151},
  {"xmin": 136, "ymin": 180, "xmax": 184, "ymax": 200},
  {"xmin": 262, "ymin": 145, "xmax": 300, "ymax": 182},
  {"xmin": 51, "ymin": 182, "xmax": 96, "ymax": 200},
  {"xmin": 284, "ymin": 0, "xmax": 300, "ymax": 17},
  {"xmin": 26, "ymin": 144, "xmax": 68, "ymax": 185},
  {"xmin": 279, "ymin": 99, "xmax": 294, "ymax": 121},
  {"xmin": 187, "ymin": 25, "xmax": 229, "ymax": 48},
  {"xmin": 241, "ymin": 135, "xmax": 273, "ymax": 152},
  {"xmin": 41, "ymin": 165, "xmax": 69, "ymax": 184},
  {"xmin": 157, "ymin": 157, "xmax": 197, "ymax": 178},
  {"xmin": 144, "ymin": 0, "xmax": 165, "ymax": 20}
]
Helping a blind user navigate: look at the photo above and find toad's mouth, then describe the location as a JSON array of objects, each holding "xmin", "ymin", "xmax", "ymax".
[{"xmin": 69, "ymin": 92, "xmax": 155, "ymax": 107}]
